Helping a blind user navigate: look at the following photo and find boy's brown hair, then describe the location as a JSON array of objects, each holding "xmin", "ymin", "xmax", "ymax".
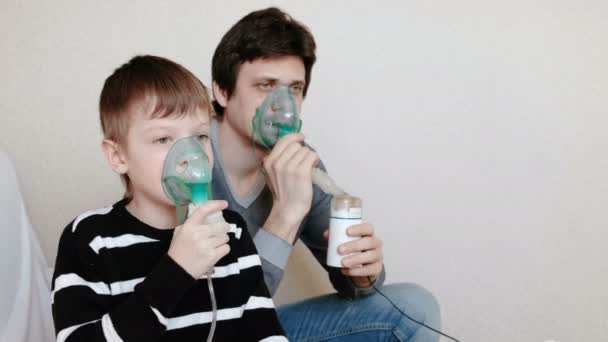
[{"xmin": 99, "ymin": 55, "xmax": 213, "ymax": 200}]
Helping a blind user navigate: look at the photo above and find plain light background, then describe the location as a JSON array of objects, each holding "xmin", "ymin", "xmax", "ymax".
[{"xmin": 1, "ymin": 1, "xmax": 607, "ymax": 341}]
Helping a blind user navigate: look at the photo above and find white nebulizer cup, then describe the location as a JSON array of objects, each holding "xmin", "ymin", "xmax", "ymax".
[{"xmin": 327, "ymin": 194, "xmax": 362, "ymax": 268}]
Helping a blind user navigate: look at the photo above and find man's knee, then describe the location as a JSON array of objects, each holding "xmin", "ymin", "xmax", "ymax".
[{"xmin": 377, "ymin": 283, "xmax": 441, "ymax": 326}]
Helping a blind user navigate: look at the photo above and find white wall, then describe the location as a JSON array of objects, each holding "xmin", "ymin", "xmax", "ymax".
[{"xmin": 1, "ymin": 1, "xmax": 607, "ymax": 341}]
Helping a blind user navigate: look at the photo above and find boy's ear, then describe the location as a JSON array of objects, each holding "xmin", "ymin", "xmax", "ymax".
[
  {"xmin": 213, "ymin": 81, "xmax": 228, "ymax": 108},
  {"xmin": 101, "ymin": 139, "xmax": 128, "ymax": 175}
]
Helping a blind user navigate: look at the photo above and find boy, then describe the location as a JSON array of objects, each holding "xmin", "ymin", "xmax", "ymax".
[
  {"xmin": 52, "ymin": 55, "xmax": 287, "ymax": 341},
  {"xmin": 210, "ymin": 7, "xmax": 441, "ymax": 341}
]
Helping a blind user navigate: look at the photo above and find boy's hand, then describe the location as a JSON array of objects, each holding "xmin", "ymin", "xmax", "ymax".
[
  {"xmin": 168, "ymin": 200, "xmax": 231, "ymax": 279},
  {"xmin": 323, "ymin": 223, "xmax": 384, "ymax": 288},
  {"xmin": 262, "ymin": 133, "xmax": 319, "ymax": 244}
]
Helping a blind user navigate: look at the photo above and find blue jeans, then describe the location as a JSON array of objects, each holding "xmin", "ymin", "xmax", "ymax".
[{"xmin": 276, "ymin": 283, "xmax": 441, "ymax": 342}]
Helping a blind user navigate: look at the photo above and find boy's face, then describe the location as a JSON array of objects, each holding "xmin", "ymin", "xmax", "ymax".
[
  {"xmin": 118, "ymin": 103, "xmax": 212, "ymax": 208},
  {"xmin": 216, "ymin": 55, "xmax": 306, "ymax": 141}
]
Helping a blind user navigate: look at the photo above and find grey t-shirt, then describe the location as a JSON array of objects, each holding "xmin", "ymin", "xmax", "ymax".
[{"xmin": 210, "ymin": 118, "xmax": 385, "ymax": 297}]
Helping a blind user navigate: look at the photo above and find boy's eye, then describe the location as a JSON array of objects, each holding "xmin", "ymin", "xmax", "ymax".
[
  {"xmin": 198, "ymin": 134, "xmax": 209, "ymax": 142},
  {"xmin": 155, "ymin": 137, "xmax": 172, "ymax": 144}
]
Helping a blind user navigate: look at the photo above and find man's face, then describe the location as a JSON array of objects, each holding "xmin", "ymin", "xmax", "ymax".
[
  {"xmin": 122, "ymin": 102, "xmax": 213, "ymax": 208},
  {"xmin": 219, "ymin": 55, "xmax": 306, "ymax": 141}
]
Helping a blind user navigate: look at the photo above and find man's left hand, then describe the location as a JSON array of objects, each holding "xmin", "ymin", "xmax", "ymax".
[{"xmin": 323, "ymin": 223, "xmax": 383, "ymax": 288}]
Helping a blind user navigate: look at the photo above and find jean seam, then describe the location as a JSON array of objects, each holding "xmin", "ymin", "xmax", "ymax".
[
  {"xmin": 392, "ymin": 325, "xmax": 406, "ymax": 342},
  {"xmin": 297, "ymin": 323, "xmax": 395, "ymax": 342}
]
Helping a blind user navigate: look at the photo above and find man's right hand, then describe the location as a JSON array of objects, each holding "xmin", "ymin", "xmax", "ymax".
[
  {"xmin": 168, "ymin": 200, "xmax": 231, "ymax": 279},
  {"xmin": 262, "ymin": 133, "xmax": 319, "ymax": 244}
]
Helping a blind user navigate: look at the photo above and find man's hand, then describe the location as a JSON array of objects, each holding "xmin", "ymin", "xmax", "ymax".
[
  {"xmin": 168, "ymin": 200, "xmax": 231, "ymax": 279},
  {"xmin": 323, "ymin": 223, "xmax": 384, "ymax": 288},
  {"xmin": 262, "ymin": 133, "xmax": 319, "ymax": 244}
]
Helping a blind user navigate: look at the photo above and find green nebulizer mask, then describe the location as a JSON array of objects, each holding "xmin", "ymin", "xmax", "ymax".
[
  {"xmin": 252, "ymin": 85, "xmax": 302, "ymax": 148},
  {"xmin": 161, "ymin": 136, "xmax": 212, "ymax": 224},
  {"xmin": 252, "ymin": 85, "xmax": 345, "ymax": 196}
]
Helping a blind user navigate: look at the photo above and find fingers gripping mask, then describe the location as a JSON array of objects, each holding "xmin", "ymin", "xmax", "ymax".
[
  {"xmin": 252, "ymin": 85, "xmax": 302, "ymax": 148},
  {"xmin": 251, "ymin": 85, "xmax": 344, "ymax": 196},
  {"xmin": 161, "ymin": 136, "xmax": 212, "ymax": 223}
]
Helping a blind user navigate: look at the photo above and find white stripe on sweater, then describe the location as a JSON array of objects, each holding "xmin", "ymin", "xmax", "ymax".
[
  {"xmin": 167, "ymin": 296, "xmax": 275, "ymax": 330},
  {"xmin": 228, "ymin": 223, "xmax": 242, "ymax": 239},
  {"xmin": 72, "ymin": 206, "xmax": 113, "ymax": 232},
  {"xmin": 109, "ymin": 277, "xmax": 145, "ymax": 295},
  {"xmin": 201, "ymin": 254, "xmax": 261, "ymax": 279},
  {"xmin": 101, "ymin": 314, "xmax": 124, "ymax": 342},
  {"xmin": 89, "ymin": 234, "xmax": 159, "ymax": 254},
  {"xmin": 53, "ymin": 253, "xmax": 259, "ymax": 302},
  {"xmin": 53, "ymin": 273, "xmax": 110, "ymax": 303},
  {"xmin": 55, "ymin": 297, "xmax": 280, "ymax": 341},
  {"xmin": 150, "ymin": 305, "xmax": 168, "ymax": 327},
  {"xmin": 52, "ymin": 273, "xmax": 145, "ymax": 303},
  {"xmin": 56, "ymin": 319, "xmax": 100, "ymax": 342},
  {"xmin": 53, "ymin": 253, "xmax": 258, "ymax": 302},
  {"xmin": 259, "ymin": 336, "xmax": 289, "ymax": 342}
]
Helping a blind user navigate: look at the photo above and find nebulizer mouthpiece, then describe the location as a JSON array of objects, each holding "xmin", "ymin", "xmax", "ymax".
[
  {"xmin": 253, "ymin": 85, "xmax": 344, "ymax": 196},
  {"xmin": 161, "ymin": 136, "xmax": 213, "ymax": 224}
]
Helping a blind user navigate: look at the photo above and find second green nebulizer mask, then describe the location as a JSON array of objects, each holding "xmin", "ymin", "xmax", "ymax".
[
  {"xmin": 252, "ymin": 85, "xmax": 344, "ymax": 195},
  {"xmin": 161, "ymin": 136, "xmax": 213, "ymax": 224},
  {"xmin": 252, "ymin": 84, "xmax": 302, "ymax": 148}
]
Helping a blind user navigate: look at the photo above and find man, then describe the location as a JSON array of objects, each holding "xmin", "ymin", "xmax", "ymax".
[{"xmin": 210, "ymin": 7, "xmax": 441, "ymax": 341}]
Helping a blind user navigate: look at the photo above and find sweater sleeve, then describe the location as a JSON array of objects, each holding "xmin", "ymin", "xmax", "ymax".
[
  {"xmin": 51, "ymin": 222, "xmax": 196, "ymax": 342},
  {"xmin": 252, "ymin": 228, "xmax": 292, "ymax": 295}
]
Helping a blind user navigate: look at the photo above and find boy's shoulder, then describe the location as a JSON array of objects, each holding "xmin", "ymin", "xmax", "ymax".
[
  {"xmin": 60, "ymin": 201, "xmax": 125, "ymax": 246},
  {"xmin": 62, "ymin": 205, "xmax": 247, "ymax": 244}
]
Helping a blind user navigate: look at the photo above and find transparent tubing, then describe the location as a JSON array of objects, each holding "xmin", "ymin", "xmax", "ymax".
[
  {"xmin": 312, "ymin": 168, "xmax": 345, "ymax": 196},
  {"xmin": 206, "ymin": 274, "xmax": 217, "ymax": 342}
]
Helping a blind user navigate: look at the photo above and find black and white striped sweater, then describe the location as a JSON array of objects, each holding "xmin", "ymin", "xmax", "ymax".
[{"xmin": 52, "ymin": 200, "xmax": 287, "ymax": 341}]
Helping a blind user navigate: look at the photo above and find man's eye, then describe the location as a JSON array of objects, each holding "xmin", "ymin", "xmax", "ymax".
[
  {"xmin": 290, "ymin": 85, "xmax": 304, "ymax": 94},
  {"xmin": 198, "ymin": 134, "xmax": 209, "ymax": 142},
  {"xmin": 258, "ymin": 82, "xmax": 273, "ymax": 91},
  {"xmin": 155, "ymin": 137, "xmax": 171, "ymax": 144}
]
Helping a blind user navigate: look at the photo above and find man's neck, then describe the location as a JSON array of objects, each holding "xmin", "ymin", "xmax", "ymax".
[
  {"xmin": 216, "ymin": 116, "xmax": 267, "ymax": 196},
  {"xmin": 126, "ymin": 195, "xmax": 179, "ymax": 229}
]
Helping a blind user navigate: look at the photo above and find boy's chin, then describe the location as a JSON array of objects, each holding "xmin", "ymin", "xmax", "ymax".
[
  {"xmin": 159, "ymin": 198, "xmax": 180, "ymax": 209},
  {"xmin": 140, "ymin": 195, "xmax": 180, "ymax": 211}
]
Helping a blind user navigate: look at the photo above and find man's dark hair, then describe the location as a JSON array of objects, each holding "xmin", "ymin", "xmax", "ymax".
[{"xmin": 211, "ymin": 7, "xmax": 317, "ymax": 115}]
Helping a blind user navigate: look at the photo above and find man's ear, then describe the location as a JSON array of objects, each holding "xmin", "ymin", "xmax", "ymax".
[
  {"xmin": 101, "ymin": 139, "xmax": 128, "ymax": 175},
  {"xmin": 213, "ymin": 81, "xmax": 229, "ymax": 108}
]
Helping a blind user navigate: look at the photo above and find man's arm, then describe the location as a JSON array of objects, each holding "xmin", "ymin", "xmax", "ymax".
[
  {"xmin": 253, "ymin": 133, "xmax": 319, "ymax": 294},
  {"xmin": 252, "ymin": 135, "xmax": 386, "ymax": 296},
  {"xmin": 298, "ymin": 161, "xmax": 386, "ymax": 298},
  {"xmin": 252, "ymin": 229, "xmax": 293, "ymax": 294}
]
